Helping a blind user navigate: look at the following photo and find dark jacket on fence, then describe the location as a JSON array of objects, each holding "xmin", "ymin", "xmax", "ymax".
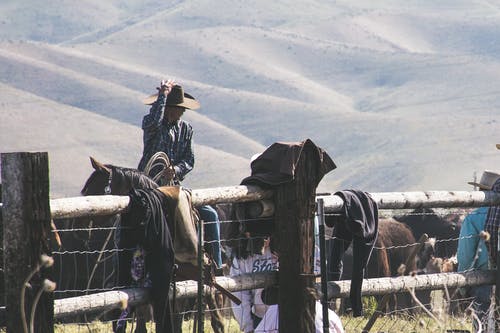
[
  {"xmin": 241, "ymin": 139, "xmax": 336, "ymax": 188},
  {"xmin": 119, "ymin": 188, "xmax": 175, "ymax": 333},
  {"xmin": 326, "ymin": 189, "xmax": 379, "ymax": 317}
]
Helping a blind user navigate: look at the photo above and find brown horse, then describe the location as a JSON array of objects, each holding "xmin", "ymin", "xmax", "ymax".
[
  {"xmin": 81, "ymin": 156, "xmax": 225, "ymax": 333},
  {"xmin": 329, "ymin": 218, "xmax": 436, "ymax": 314}
]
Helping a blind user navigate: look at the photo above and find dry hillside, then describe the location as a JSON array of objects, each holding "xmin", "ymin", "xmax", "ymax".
[{"xmin": 1, "ymin": 0, "xmax": 500, "ymax": 197}]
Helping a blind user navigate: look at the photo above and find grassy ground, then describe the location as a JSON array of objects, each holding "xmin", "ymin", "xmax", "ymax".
[
  {"xmin": 47, "ymin": 292, "xmax": 476, "ymax": 332},
  {"xmin": 53, "ymin": 313, "xmax": 473, "ymax": 333}
]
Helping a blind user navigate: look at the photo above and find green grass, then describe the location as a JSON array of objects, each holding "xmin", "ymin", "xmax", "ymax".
[
  {"xmin": 54, "ymin": 313, "xmax": 472, "ymax": 333},
  {"xmin": 50, "ymin": 294, "xmax": 474, "ymax": 333}
]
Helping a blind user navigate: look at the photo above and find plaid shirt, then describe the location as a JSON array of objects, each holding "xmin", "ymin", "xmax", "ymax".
[
  {"xmin": 137, "ymin": 93, "xmax": 194, "ymax": 181},
  {"xmin": 485, "ymin": 178, "xmax": 500, "ymax": 267}
]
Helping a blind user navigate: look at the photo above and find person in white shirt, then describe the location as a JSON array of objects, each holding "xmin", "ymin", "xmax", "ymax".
[
  {"xmin": 230, "ymin": 215, "xmax": 344, "ymax": 333},
  {"xmin": 252, "ymin": 216, "xmax": 345, "ymax": 333},
  {"xmin": 254, "ymin": 301, "xmax": 345, "ymax": 333},
  {"xmin": 230, "ymin": 236, "xmax": 278, "ymax": 333}
]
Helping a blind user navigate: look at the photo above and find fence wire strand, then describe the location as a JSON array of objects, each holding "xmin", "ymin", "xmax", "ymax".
[{"xmin": 45, "ymin": 206, "xmax": 496, "ymax": 332}]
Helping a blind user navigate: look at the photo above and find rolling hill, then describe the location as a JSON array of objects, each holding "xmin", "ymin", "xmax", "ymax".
[{"xmin": 1, "ymin": 0, "xmax": 500, "ymax": 198}]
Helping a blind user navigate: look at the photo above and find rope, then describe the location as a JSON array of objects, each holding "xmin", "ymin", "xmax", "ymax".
[{"xmin": 143, "ymin": 151, "xmax": 175, "ymax": 186}]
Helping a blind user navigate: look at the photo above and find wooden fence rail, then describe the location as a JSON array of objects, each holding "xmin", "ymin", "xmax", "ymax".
[
  {"xmin": 40, "ymin": 189, "xmax": 500, "ymax": 321},
  {"xmin": 5, "ymin": 188, "xmax": 500, "ymax": 222},
  {"xmin": 6, "ymin": 190, "xmax": 500, "ymax": 313},
  {"xmin": 4, "ymin": 152, "xmax": 500, "ymax": 332},
  {"xmin": 322, "ymin": 190, "xmax": 500, "ymax": 211},
  {"xmin": 54, "ymin": 269, "xmax": 496, "ymax": 319},
  {"xmin": 49, "ymin": 185, "xmax": 273, "ymax": 219},
  {"xmin": 48, "ymin": 190, "xmax": 500, "ymax": 220}
]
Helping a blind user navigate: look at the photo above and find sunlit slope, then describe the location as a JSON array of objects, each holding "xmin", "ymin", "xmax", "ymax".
[
  {"xmin": 0, "ymin": 83, "xmax": 253, "ymax": 197},
  {"xmin": 1, "ymin": 0, "xmax": 500, "ymax": 195},
  {"xmin": 0, "ymin": 43, "xmax": 264, "ymax": 147}
]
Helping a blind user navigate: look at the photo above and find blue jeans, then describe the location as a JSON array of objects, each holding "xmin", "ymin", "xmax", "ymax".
[{"xmin": 198, "ymin": 205, "xmax": 222, "ymax": 268}]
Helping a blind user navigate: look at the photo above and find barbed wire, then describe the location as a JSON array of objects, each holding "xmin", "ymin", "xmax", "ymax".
[
  {"xmin": 323, "ymin": 234, "xmax": 468, "ymax": 251},
  {"xmin": 53, "ymin": 248, "xmax": 132, "ymax": 255},
  {"xmin": 49, "ymin": 204, "xmax": 495, "ymax": 332},
  {"xmin": 50, "ymin": 225, "xmax": 477, "ymax": 251},
  {"xmin": 52, "ymin": 226, "xmax": 120, "ymax": 232},
  {"xmin": 54, "ymin": 285, "xmax": 129, "ymax": 295},
  {"xmin": 324, "ymin": 206, "xmax": 483, "ymax": 215}
]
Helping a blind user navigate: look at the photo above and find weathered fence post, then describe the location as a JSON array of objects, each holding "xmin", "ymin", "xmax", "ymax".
[
  {"xmin": 316, "ymin": 198, "xmax": 329, "ymax": 333},
  {"xmin": 1, "ymin": 152, "xmax": 54, "ymax": 333},
  {"xmin": 0, "ymin": 183, "xmax": 3, "ymax": 324},
  {"xmin": 197, "ymin": 220, "xmax": 205, "ymax": 333},
  {"xmin": 496, "ymin": 228, "xmax": 500, "ymax": 332},
  {"xmin": 275, "ymin": 145, "xmax": 324, "ymax": 333}
]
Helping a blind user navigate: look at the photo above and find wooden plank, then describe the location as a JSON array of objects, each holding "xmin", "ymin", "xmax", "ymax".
[
  {"xmin": 54, "ymin": 272, "xmax": 277, "ymax": 318},
  {"xmin": 276, "ymin": 148, "xmax": 317, "ymax": 333},
  {"xmin": 1, "ymin": 152, "xmax": 53, "ymax": 333},
  {"xmin": 50, "ymin": 185, "xmax": 272, "ymax": 219},
  {"xmin": 135, "ymin": 271, "xmax": 478, "ymax": 315},
  {"xmin": 50, "ymin": 195, "xmax": 130, "ymax": 219},
  {"xmin": 320, "ymin": 190, "xmax": 500, "ymax": 213},
  {"xmin": 45, "ymin": 189, "xmax": 500, "ymax": 220},
  {"xmin": 51, "ymin": 270, "xmax": 495, "ymax": 319},
  {"xmin": 191, "ymin": 185, "xmax": 273, "ymax": 206},
  {"xmin": 54, "ymin": 288, "xmax": 150, "ymax": 319},
  {"xmin": 173, "ymin": 271, "xmax": 277, "ymax": 299},
  {"xmin": 326, "ymin": 270, "xmax": 496, "ymax": 298}
]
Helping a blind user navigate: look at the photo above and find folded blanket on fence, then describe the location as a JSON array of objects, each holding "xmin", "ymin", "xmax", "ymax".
[{"xmin": 326, "ymin": 189, "xmax": 379, "ymax": 317}]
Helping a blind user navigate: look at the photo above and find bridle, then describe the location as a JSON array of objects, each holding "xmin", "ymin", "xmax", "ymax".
[{"xmin": 104, "ymin": 168, "xmax": 113, "ymax": 194}]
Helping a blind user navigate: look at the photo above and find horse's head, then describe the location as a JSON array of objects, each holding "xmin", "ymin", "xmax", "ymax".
[
  {"xmin": 81, "ymin": 157, "xmax": 113, "ymax": 196},
  {"xmin": 81, "ymin": 156, "xmax": 159, "ymax": 196}
]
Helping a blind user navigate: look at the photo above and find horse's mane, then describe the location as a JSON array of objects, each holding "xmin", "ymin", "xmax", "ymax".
[
  {"xmin": 81, "ymin": 162, "xmax": 161, "ymax": 196},
  {"xmin": 109, "ymin": 164, "xmax": 159, "ymax": 190}
]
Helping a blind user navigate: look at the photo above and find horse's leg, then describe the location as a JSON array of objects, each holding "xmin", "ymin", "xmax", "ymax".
[
  {"xmin": 134, "ymin": 304, "xmax": 152, "ymax": 333},
  {"xmin": 206, "ymin": 289, "xmax": 225, "ymax": 333},
  {"xmin": 216, "ymin": 292, "xmax": 228, "ymax": 318},
  {"xmin": 170, "ymin": 298, "xmax": 186, "ymax": 333},
  {"xmin": 111, "ymin": 307, "xmax": 128, "ymax": 333}
]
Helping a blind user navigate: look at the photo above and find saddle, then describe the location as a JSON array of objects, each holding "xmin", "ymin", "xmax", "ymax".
[{"xmin": 157, "ymin": 185, "xmax": 241, "ymax": 305}]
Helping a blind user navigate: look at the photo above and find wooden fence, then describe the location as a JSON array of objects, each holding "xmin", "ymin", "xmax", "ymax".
[{"xmin": 2, "ymin": 152, "xmax": 500, "ymax": 332}]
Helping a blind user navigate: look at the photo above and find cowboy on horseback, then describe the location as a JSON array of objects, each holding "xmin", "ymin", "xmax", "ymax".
[{"xmin": 138, "ymin": 79, "xmax": 223, "ymax": 268}]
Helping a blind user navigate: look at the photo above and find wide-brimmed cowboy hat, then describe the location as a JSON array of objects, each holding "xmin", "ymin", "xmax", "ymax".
[
  {"xmin": 142, "ymin": 85, "xmax": 200, "ymax": 110},
  {"xmin": 468, "ymin": 170, "xmax": 500, "ymax": 190}
]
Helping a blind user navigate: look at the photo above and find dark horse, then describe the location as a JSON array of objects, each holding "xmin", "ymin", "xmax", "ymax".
[{"xmin": 81, "ymin": 156, "xmax": 225, "ymax": 333}]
